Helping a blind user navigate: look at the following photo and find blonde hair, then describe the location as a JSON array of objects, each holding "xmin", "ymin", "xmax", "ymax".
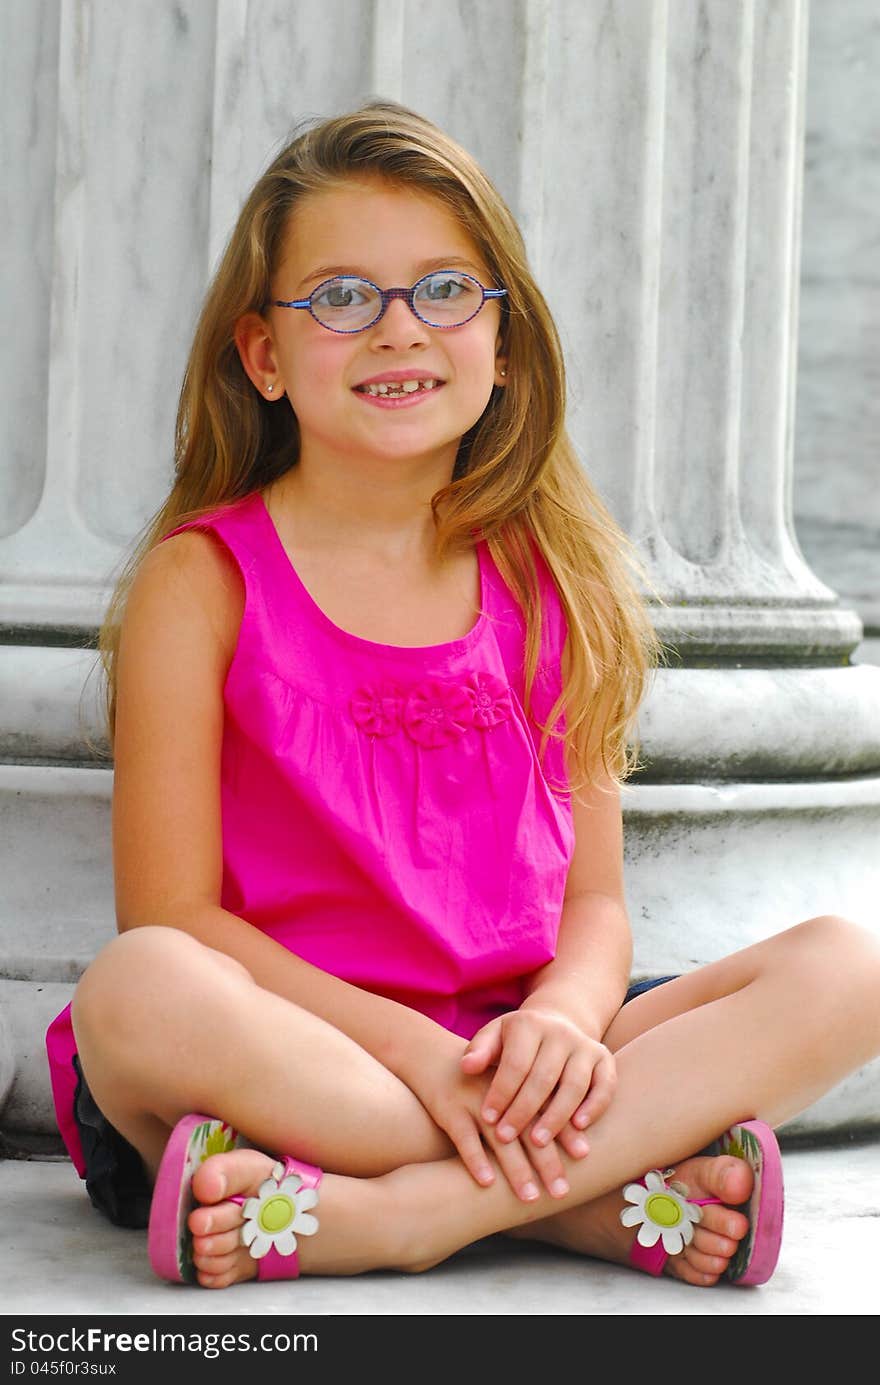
[{"xmin": 96, "ymin": 100, "xmax": 661, "ymax": 790}]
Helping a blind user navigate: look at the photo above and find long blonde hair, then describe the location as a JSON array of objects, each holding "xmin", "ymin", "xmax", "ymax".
[{"xmin": 97, "ymin": 100, "xmax": 661, "ymax": 790}]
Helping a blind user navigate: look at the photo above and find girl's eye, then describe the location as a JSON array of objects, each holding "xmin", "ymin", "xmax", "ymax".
[
  {"xmin": 313, "ymin": 279, "xmax": 370, "ymax": 310},
  {"xmin": 419, "ymin": 274, "xmax": 469, "ymax": 302}
]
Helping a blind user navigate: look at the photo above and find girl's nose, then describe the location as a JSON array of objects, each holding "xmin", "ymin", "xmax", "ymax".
[{"xmin": 371, "ymin": 295, "xmax": 431, "ymax": 349}]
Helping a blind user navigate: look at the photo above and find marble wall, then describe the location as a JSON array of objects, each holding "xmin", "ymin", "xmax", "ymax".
[
  {"xmin": 793, "ymin": 0, "xmax": 879, "ymax": 640},
  {"xmin": 4, "ymin": 0, "xmax": 871, "ymax": 644}
]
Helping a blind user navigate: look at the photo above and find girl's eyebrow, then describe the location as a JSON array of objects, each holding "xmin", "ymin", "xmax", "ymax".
[{"xmin": 294, "ymin": 255, "xmax": 485, "ymax": 292}]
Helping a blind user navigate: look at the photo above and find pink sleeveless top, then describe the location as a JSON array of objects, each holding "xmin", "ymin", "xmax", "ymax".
[{"xmin": 46, "ymin": 490, "xmax": 574, "ymax": 1174}]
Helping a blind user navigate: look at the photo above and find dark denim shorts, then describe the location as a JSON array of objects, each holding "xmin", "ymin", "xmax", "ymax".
[
  {"xmin": 73, "ymin": 975, "xmax": 677, "ymax": 1230},
  {"xmin": 72, "ymin": 1055, "xmax": 152, "ymax": 1230},
  {"xmin": 623, "ymin": 975, "xmax": 677, "ymax": 1004}
]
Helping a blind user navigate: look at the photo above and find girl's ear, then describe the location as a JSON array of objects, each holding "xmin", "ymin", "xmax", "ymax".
[
  {"xmin": 494, "ymin": 356, "xmax": 509, "ymax": 387},
  {"xmin": 235, "ymin": 312, "xmax": 284, "ymax": 400}
]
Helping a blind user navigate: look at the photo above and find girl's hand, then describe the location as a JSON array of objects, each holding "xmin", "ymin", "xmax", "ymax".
[
  {"xmin": 460, "ymin": 1007, "xmax": 617, "ymax": 1157},
  {"xmin": 406, "ymin": 1042, "xmax": 581, "ymax": 1203}
]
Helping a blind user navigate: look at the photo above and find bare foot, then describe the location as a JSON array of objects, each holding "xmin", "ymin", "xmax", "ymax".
[
  {"xmin": 186, "ymin": 1148, "xmax": 388, "ymax": 1288},
  {"xmin": 509, "ymin": 1153, "xmax": 753, "ymax": 1287},
  {"xmin": 187, "ymin": 1149, "xmax": 271, "ymax": 1288}
]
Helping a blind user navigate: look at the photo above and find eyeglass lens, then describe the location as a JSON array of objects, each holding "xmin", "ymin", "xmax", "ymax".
[{"xmin": 309, "ymin": 271, "xmax": 487, "ymax": 330}]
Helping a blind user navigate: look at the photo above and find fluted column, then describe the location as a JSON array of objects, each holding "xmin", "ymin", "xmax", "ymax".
[{"xmin": 520, "ymin": 0, "xmax": 880, "ymax": 1136}]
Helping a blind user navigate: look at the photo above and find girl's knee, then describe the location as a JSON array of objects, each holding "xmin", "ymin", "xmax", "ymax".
[
  {"xmin": 795, "ymin": 912, "xmax": 877, "ymax": 957},
  {"xmin": 784, "ymin": 913, "xmax": 880, "ymax": 994},
  {"xmin": 72, "ymin": 926, "xmax": 247, "ymax": 1043}
]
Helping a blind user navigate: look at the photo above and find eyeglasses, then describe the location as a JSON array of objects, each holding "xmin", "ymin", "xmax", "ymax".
[{"xmin": 271, "ymin": 270, "xmax": 507, "ymax": 334}]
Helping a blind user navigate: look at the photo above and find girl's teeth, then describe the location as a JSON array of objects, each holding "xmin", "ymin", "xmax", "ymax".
[{"xmin": 362, "ymin": 379, "xmax": 438, "ymax": 397}]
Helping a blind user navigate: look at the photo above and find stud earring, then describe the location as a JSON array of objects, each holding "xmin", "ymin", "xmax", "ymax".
[
  {"xmin": 266, "ymin": 383, "xmax": 274, "ymax": 393},
  {"xmin": 499, "ymin": 369, "xmax": 507, "ymax": 378}
]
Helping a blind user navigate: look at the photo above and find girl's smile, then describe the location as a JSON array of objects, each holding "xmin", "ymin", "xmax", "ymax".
[{"xmin": 353, "ymin": 368, "xmax": 444, "ymax": 407}]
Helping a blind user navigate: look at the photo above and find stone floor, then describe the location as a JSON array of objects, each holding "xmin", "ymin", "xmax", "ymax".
[{"xmin": 2, "ymin": 1137, "xmax": 877, "ymax": 1317}]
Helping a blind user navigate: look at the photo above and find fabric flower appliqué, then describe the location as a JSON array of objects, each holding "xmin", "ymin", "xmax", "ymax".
[
  {"xmin": 403, "ymin": 678, "xmax": 475, "ymax": 748},
  {"xmin": 350, "ymin": 682, "xmax": 403, "ymax": 737},
  {"xmin": 465, "ymin": 672, "xmax": 511, "ymax": 729},
  {"xmin": 240, "ymin": 1161, "xmax": 320, "ymax": 1260},
  {"xmin": 619, "ymin": 1170, "xmax": 702, "ymax": 1256}
]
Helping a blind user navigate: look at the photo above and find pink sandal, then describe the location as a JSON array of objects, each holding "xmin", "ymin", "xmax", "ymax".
[
  {"xmin": 147, "ymin": 1113, "xmax": 322, "ymax": 1284},
  {"xmin": 620, "ymin": 1118, "xmax": 784, "ymax": 1286}
]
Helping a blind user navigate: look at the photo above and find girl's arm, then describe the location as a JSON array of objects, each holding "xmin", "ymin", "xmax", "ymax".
[
  {"xmin": 111, "ymin": 531, "xmax": 463, "ymax": 1082},
  {"xmin": 521, "ymin": 778, "xmax": 633, "ymax": 1037},
  {"xmin": 460, "ymin": 774, "xmax": 633, "ymax": 1148}
]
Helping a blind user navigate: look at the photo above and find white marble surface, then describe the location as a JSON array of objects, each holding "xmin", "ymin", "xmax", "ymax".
[
  {"xmin": 2, "ymin": 1139, "xmax": 878, "ymax": 1315},
  {"xmin": 793, "ymin": 0, "xmax": 879, "ymax": 625},
  {"xmin": 0, "ymin": 647, "xmax": 107, "ymax": 762},
  {"xmin": 2, "ymin": 0, "xmax": 870, "ymax": 638},
  {"xmin": 623, "ymin": 776, "xmax": 880, "ymax": 970},
  {"xmin": 0, "ymin": 765, "xmax": 115, "ymax": 976},
  {"xmin": 636, "ymin": 664, "xmax": 880, "ymax": 777},
  {"xmin": 0, "ymin": 0, "xmax": 59, "ymax": 539}
]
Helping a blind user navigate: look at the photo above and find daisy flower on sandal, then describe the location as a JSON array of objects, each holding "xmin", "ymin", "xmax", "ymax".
[
  {"xmin": 620, "ymin": 1169, "xmax": 703, "ymax": 1255},
  {"xmin": 239, "ymin": 1161, "xmax": 320, "ymax": 1260}
]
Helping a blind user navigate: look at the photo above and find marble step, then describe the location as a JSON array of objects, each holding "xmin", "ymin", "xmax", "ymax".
[
  {"xmin": 0, "ymin": 762, "xmax": 115, "ymax": 1152},
  {"xmin": 2, "ymin": 763, "xmax": 880, "ymax": 1150}
]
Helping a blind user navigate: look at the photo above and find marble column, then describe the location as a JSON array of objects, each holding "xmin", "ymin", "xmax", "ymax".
[
  {"xmin": 793, "ymin": 0, "xmax": 880, "ymax": 662},
  {"xmin": 1, "ymin": 0, "xmax": 878, "ymax": 1149},
  {"xmin": 538, "ymin": 0, "xmax": 880, "ymax": 1135}
]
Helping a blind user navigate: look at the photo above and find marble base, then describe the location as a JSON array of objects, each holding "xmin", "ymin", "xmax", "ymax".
[
  {"xmin": 2, "ymin": 762, "xmax": 880, "ymax": 1145},
  {"xmin": 637, "ymin": 663, "xmax": 880, "ymax": 779}
]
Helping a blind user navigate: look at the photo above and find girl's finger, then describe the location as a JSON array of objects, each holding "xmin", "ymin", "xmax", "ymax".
[
  {"xmin": 558, "ymin": 1122, "xmax": 591, "ymax": 1161},
  {"xmin": 479, "ymin": 1028, "xmax": 542, "ymax": 1126},
  {"xmin": 568, "ymin": 1051, "xmax": 617, "ymax": 1131},
  {"xmin": 447, "ymin": 1116, "xmax": 496, "ymax": 1189},
  {"xmin": 527, "ymin": 1054, "xmax": 599, "ymax": 1145},
  {"xmin": 487, "ymin": 1127, "xmax": 571, "ymax": 1201},
  {"xmin": 460, "ymin": 1022, "xmax": 503, "ymax": 1074},
  {"xmin": 520, "ymin": 1129, "xmax": 571, "ymax": 1198},
  {"xmin": 491, "ymin": 1042, "xmax": 567, "ymax": 1140}
]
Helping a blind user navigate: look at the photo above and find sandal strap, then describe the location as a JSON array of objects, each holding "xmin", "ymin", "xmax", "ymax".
[
  {"xmin": 626, "ymin": 1173, "xmax": 721, "ymax": 1277},
  {"xmin": 230, "ymin": 1156, "xmax": 323, "ymax": 1281}
]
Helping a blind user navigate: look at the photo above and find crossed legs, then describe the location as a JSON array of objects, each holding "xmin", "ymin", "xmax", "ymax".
[{"xmin": 71, "ymin": 915, "xmax": 880, "ymax": 1287}]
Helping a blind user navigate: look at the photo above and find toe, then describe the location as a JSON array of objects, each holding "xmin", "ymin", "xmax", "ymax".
[
  {"xmin": 669, "ymin": 1246, "xmax": 726, "ymax": 1286},
  {"xmin": 187, "ymin": 1147, "xmax": 280, "ymax": 1253},
  {"xmin": 194, "ymin": 1247, "xmax": 258, "ymax": 1289},
  {"xmin": 713, "ymin": 1153, "xmax": 753, "ymax": 1205},
  {"xmin": 192, "ymin": 1147, "xmax": 277, "ymax": 1206},
  {"xmin": 696, "ymin": 1200, "xmax": 749, "ymax": 1245},
  {"xmin": 679, "ymin": 1152, "xmax": 753, "ymax": 1208},
  {"xmin": 191, "ymin": 1227, "xmax": 243, "ymax": 1260},
  {"xmin": 189, "ymin": 1196, "xmax": 250, "ymax": 1238}
]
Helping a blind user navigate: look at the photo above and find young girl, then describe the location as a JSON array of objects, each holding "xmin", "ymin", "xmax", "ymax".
[{"xmin": 47, "ymin": 100, "xmax": 880, "ymax": 1292}]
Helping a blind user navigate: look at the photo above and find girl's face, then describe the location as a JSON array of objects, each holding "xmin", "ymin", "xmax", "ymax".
[{"xmin": 243, "ymin": 179, "xmax": 506, "ymax": 477}]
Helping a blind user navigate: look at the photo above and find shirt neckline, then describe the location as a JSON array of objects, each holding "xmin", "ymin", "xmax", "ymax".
[{"xmin": 253, "ymin": 490, "xmax": 490, "ymax": 659}]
